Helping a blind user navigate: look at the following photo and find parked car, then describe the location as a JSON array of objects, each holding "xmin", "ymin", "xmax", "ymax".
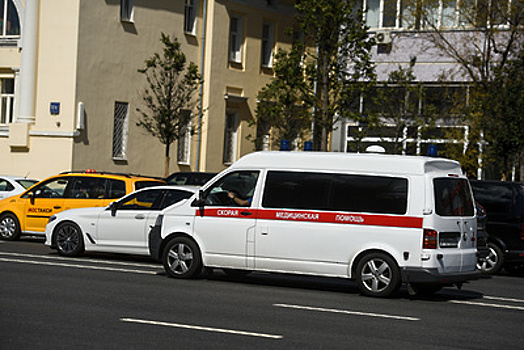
[
  {"xmin": 45, "ymin": 186, "xmax": 196, "ymax": 257},
  {"xmin": 165, "ymin": 172, "xmax": 217, "ymax": 187},
  {"xmin": 475, "ymin": 202, "xmax": 490, "ymax": 272},
  {"xmin": 0, "ymin": 171, "xmax": 165, "ymax": 241},
  {"xmin": 0, "ymin": 176, "xmax": 39, "ymax": 199},
  {"xmin": 470, "ymin": 180, "xmax": 524, "ymax": 275}
]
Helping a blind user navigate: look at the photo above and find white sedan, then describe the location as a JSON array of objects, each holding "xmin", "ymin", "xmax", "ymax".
[
  {"xmin": 44, "ymin": 186, "xmax": 196, "ymax": 257},
  {"xmin": 0, "ymin": 175, "xmax": 38, "ymax": 199}
]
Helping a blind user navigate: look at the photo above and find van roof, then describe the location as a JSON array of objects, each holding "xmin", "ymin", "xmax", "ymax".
[{"xmin": 230, "ymin": 152, "xmax": 463, "ymax": 176}]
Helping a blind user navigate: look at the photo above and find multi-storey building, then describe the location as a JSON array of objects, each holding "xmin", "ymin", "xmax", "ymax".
[{"xmin": 0, "ymin": 0, "xmax": 296, "ymax": 179}]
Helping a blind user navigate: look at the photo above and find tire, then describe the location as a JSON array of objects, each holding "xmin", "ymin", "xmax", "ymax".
[
  {"xmin": 162, "ymin": 236, "xmax": 202, "ymax": 279},
  {"xmin": 477, "ymin": 243, "xmax": 504, "ymax": 275},
  {"xmin": 54, "ymin": 222, "xmax": 84, "ymax": 257},
  {"xmin": 0, "ymin": 213, "xmax": 21, "ymax": 241},
  {"xmin": 356, "ymin": 252, "xmax": 401, "ymax": 298},
  {"xmin": 223, "ymin": 268, "xmax": 251, "ymax": 279}
]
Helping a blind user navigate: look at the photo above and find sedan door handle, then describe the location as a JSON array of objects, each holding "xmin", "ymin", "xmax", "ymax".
[
  {"xmin": 135, "ymin": 214, "xmax": 145, "ymax": 220},
  {"xmin": 240, "ymin": 211, "xmax": 252, "ymax": 216}
]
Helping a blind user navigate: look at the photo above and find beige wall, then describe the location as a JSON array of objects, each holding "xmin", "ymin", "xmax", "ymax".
[{"xmin": 201, "ymin": 0, "xmax": 296, "ymax": 172}]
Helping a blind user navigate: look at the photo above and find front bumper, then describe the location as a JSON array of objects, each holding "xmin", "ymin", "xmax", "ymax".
[{"xmin": 401, "ymin": 267, "xmax": 481, "ymax": 285}]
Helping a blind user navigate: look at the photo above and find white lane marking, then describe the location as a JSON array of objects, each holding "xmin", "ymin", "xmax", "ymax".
[
  {"xmin": 484, "ymin": 295, "xmax": 524, "ymax": 304},
  {"xmin": 274, "ymin": 303, "xmax": 420, "ymax": 321},
  {"xmin": 450, "ymin": 300, "xmax": 524, "ymax": 311},
  {"xmin": 0, "ymin": 257, "xmax": 157, "ymax": 275},
  {"xmin": 120, "ymin": 318, "xmax": 283, "ymax": 339},
  {"xmin": 0, "ymin": 251, "xmax": 157, "ymax": 268}
]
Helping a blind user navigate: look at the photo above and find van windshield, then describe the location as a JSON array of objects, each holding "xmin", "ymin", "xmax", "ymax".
[{"xmin": 434, "ymin": 178, "xmax": 474, "ymax": 216}]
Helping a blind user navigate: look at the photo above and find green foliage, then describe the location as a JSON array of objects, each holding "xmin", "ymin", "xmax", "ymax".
[
  {"xmin": 253, "ymin": 45, "xmax": 313, "ymax": 148},
  {"xmin": 137, "ymin": 33, "xmax": 201, "ymax": 161},
  {"xmin": 294, "ymin": 0, "xmax": 376, "ymax": 150}
]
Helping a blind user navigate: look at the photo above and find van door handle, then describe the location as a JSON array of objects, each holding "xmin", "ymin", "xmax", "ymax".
[
  {"xmin": 240, "ymin": 211, "xmax": 252, "ymax": 216},
  {"xmin": 135, "ymin": 214, "xmax": 145, "ymax": 220}
]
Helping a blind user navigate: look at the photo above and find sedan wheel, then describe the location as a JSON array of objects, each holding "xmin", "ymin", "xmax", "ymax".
[
  {"xmin": 356, "ymin": 253, "xmax": 401, "ymax": 298},
  {"xmin": 55, "ymin": 222, "xmax": 84, "ymax": 257},
  {"xmin": 163, "ymin": 236, "xmax": 202, "ymax": 279},
  {"xmin": 0, "ymin": 213, "xmax": 21, "ymax": 241}
]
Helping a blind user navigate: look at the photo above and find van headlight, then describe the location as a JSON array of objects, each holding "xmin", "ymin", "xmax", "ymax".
[
  {"xmin": 48, "ymin": 215, "xmax": 57, "ymax": 224},
  {"xmin": 154, "ymin": 214, "xmax": 164, "ymax": 227}
]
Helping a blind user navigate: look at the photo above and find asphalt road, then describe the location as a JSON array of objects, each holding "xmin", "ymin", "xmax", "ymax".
[{"xmin": 1, "ymin": 236, "xmax": 524, "ymax": 349}]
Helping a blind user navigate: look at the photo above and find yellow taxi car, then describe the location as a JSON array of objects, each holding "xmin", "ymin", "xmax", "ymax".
[{"xmin": 0, "ymin": 170, "xmax": 165, "ymax": 241}]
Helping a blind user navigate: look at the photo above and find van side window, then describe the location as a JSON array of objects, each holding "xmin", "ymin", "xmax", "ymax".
[
  {"xmin": 107, "ymin": 179, "xmax": 126, "ymax": 199},
  {"xmin": 262, "ymin": 171, "xmax": 330, "ymax": 210},
  {"xmin": 434, "ymin": 178, "xmax": 474, "ymax": 216},
  {"xmin": 68, "ymin": 177, "xmax": 107, "ymax": 199},
  {"xmin": 262, "ymin": 171, "xmax": 407, "ymax": 214},
  {"xmin": 470, "ymin": 182, "xmax": 515, "ymax": 219},
  {"xmin": 204, "ymin": 171, "xmax": 259, "ymax": 207},
  {"xmin": 331, "ymin": 174, "xmax": 408, "ymax": 214}
]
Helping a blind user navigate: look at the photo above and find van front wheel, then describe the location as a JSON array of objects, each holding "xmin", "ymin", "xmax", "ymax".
[
  {"xmin": 162, "ymin": 236, "xmax": 202, "ymax": 279},
  {"xmin": 356, "ymin": 253, "xmax": 401, "ymax": 298}
]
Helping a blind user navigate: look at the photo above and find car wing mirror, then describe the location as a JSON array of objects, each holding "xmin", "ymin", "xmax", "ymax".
[{"xmin": 110, "ymin": 202, "xmax": 118, "ymax": 216}]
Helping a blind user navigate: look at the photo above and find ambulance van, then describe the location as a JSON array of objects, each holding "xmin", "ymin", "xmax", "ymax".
[{"xmin": 149, "ymin": 152, "xmax": 480, "ymax": 297}]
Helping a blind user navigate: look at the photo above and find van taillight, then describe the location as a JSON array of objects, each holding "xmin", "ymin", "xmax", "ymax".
[{"xmin": 423, "ymin": 229, "xmax": 438, "ymax": 249}]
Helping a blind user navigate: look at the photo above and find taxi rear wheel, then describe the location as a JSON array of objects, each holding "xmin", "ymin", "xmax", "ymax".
[
  {"xmin": 54, "ymin": 222, "xmax": 84, "ymax": 257},
  {"xmin": 0, "ymin": 213, "xmax": 21, "ymax": 241}
]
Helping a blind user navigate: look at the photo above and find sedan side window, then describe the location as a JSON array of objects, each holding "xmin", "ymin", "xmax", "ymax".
[{"xmin": 119, "ymin": 189, "xmax": 164, "ymax": 210}]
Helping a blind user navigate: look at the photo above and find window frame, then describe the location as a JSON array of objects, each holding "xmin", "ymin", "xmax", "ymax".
[
  {"xmin": 228, "ymin": 14, "xmax": 244, "ymax": 64},
  {"xmin": 112, "ymin": 101, "xmax": 130, "ymax": 161},
  {"xmin": 261, "ymin": 21, "xmax": 275, "ymax": 68},
  {"xmin": 0, "ymin": 77, "xmax": 15, "ymax": 124},
  {"xmin": 120, "ymin": 0, "xmax": 134, "ymax": 23},
  {"xmin": 184, "ymin": 0, "xmax": 197, "ymax": 34},
  {"xmin": 223, "ymin": 111, "xmax": 239, "ymax": 165}
]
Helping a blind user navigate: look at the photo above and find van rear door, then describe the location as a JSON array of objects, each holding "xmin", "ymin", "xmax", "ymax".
[{"xmin": 428, "ymin": 176, "xmax": 477, "ymax": 272}]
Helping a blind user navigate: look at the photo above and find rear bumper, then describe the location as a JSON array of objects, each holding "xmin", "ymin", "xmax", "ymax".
[{"xmin": 401, "ymin": 267, "xmax": 481, "ymax": 285}]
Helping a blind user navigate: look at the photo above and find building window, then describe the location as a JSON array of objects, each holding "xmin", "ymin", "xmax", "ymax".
[
  {"xmin": 229, "ymin": 15, "xmax": 243, "ymax": 63},
  {"xmin": 177, "ymin": 118, "xmax": 191, "ymax": 165},
  {"xmin": 184, "ymin": 0, "xmax": 196, "ymax": 34},
  {"xmin": 261, "ymin": 22, "xmax": 275, "ymax": 67},
  {"xmin": 120, "ymin": 0, "xmax": 134, "ymax": 22},
  {"xmin": 113, "ymin": 102, "xmax": 129, "ymax": 160},
  {"xmin": 223, "ymin": 112, "xmax": 238, "ymax": 165},
  {"xmin": 0, "ymin": 0, "xmax": 20, "ymax": 36},
  {"xmin": 0, "ymin": 78, "xmax": 14, "ymax": 124}
]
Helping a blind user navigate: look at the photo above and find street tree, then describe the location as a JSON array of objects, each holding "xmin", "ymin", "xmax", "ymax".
[
  {"xmin": 253, "ymin": 44, "xmax": 313, "ymax": 150},
  {"xmin": 294, "ymin": 0, "xmax": 376, "ymax": 151},
  {"xmin": 137, "ymin": 33, "xmax": 201, "ymax": 177},
  {"xmin": 403, "ymin": 0, "xmax": 523, "ymax": 179}
]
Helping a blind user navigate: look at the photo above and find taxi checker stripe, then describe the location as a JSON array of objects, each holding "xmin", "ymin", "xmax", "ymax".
[{"xmin": 197, "ymin": 208, "xmax": 423, "ymax": 229}]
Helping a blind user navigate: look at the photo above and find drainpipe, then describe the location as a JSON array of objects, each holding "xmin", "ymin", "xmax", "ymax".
[
  {"xmin": 17, "ymin": 0, "xmax": 39, "ymax": 123},
  {"xmin": 195, "ymin": 0, "xmax": 208, "ymax": 172}
]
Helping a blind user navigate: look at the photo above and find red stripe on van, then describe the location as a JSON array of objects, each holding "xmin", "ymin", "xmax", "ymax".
[{"xmin": 197, "ymin": 208, "xmax": 423, "ymax": 229}]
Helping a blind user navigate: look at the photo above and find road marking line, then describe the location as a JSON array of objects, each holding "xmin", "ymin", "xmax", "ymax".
[
  {"xmin": 0, "ymin": 251, "xmax": 158, "ymax": 268},
  {"xmin": 484, "ymin": 296, "xmax": 524, "ymax": 304},
  {"xmin": 120, "ymin": 318, "xmax": 283, "ymax": 339},
  {"xmin": 450, "ymin": 300, "xmax": 524, "ymax": 311},
  {"xmin": 0, "ymin": 257, "xmax": 157, "ymax": 275},
  {"xmin": 274, "ymin": 303, "xmax": 420, "ymax": 321}
]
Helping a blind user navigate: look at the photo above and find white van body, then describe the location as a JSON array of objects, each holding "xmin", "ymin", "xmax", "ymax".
[{"xmin": 150, "ymin": 152, "xmax": 480, "ymax": 297}]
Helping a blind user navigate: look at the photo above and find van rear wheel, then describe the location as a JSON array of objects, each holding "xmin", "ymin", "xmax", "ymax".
[
  {"xmin": 356, "ymin": 253, "xmax": 401, "ymax": 298},
  {"xmin": 162, "ymin": 236, "xmax": 202, "ymax": 279}
]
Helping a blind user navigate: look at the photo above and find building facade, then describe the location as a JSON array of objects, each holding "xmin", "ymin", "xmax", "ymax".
[{"xmin": 0, "ymin": 0, "xmax": 296, "ymax": 179}]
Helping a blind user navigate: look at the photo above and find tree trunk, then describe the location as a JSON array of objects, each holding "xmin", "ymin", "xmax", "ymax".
[{"xmin": 164, "ymin": 143, "xmax": 171, "ymax": 178}]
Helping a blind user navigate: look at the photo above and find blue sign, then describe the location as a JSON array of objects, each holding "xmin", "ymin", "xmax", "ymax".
[{"xmin": 50, "ymin": 102, "xmax": 60, "ymax": 115}]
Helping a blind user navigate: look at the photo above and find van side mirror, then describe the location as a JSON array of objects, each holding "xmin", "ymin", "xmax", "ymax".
[{"xmin": 191, "ymin": 198, "xmax": 205, "ymax": 207}]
